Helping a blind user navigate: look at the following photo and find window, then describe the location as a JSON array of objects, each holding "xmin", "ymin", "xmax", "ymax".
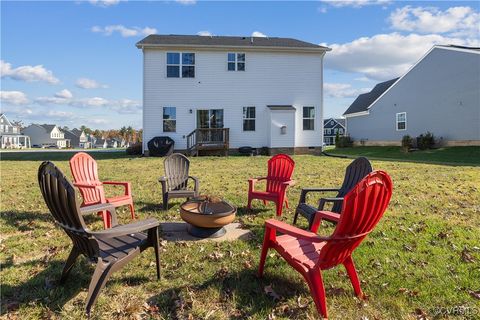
[
  {"xmin": 167, "ymin": 52, "xmax": 195, "ymax": 78},
  {"xmin": 163, "ymin": 107, "xmax": 176, "ymax": 132},
  {"xmin": 396, "ymin": 112, "xmax": 406, "ymax": 130},
  {"xmin": 243, "ymin": 107, "xmax": 255, "ymax": 131},
  {"xmin": 326, "ymin": 128, "xmax": 331, "ymax": 135},
  {"xmin": 227, "ymin": 53, "xmax": 245, "ymax": 71},
  {"xmin": 334, "ymin": 128, "xmax": 338, "ymax": 134},
  {"xmin": 303, "ymin": 106, "xmax": 315, "ymax": 130},
  {"xmin": 339, "ymin": 128, "xmax": 344, "ymax": 134}
]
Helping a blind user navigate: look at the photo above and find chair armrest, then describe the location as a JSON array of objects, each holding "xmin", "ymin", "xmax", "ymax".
[
  {"xmin": 91, "ymin": 218, "xmax": 160, "ymax": 239},
  {"xmin": 73, "ymin": 182, "xmax": 100, "ymax": 189},
  {"xmin": 188, "ymin": 176, "xmax": 200, "ymax": 192},
  {"xmin": 248, "ymin": 177, "xmax": 266, "ymax": 192},
  {"xmin": 103, "ymin": 181, "xmax": 131, "ymax": 196},
  {"xmin": 265, "ymin": 219, "xmax": 328, "ymax": 243},
  {"xmin": 318, "ymin": 197, "xmax": 344, "ymax": 210},
  {"xmin": 80, "ymin": 203, "xmax": 119, "ymax": 226},
  {"xmin": 158, "ymin": 176, "xmax": 167, "ymax": 182},
  {"xmin": 310, "ymin": 210, "xmax": 340, "ymax": 233},
  {"xmin": 282, "ymin": 180, "xmax": 295, "ymax": 186},
  {"xmin": 298, "ymin": 187, "xmax": 341, "ymax": 204}
]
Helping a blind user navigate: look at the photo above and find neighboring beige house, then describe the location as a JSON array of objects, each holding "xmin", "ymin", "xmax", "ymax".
[
  {"xmin": 0, "ymin": 113, "xmax": 31, "ymax": 149},
  {"xmin": 22, "ymin": 124, "xmax": 70, "ymax": 148}
]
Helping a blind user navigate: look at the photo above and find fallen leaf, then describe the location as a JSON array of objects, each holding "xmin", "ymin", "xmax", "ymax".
[
  {"xmin": 461, "ymin": 248, "xmax": 475, "ymax": 263},
  {"xmin": 468, "ymin": 290, "xmax": 480, "ymax": 300},
  {"xmin": 264, "ymin": 285, "xmax": 281, "ymax": 301}
]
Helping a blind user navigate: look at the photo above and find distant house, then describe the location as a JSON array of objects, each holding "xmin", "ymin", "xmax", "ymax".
[
  {"xmin": 64, "ymin": 129, "xmax": 91, "ymax": 149},
  {"xmin": 136, "ymin": 34, "xmax": 331, "ymax": 155},
  {"xmin": 23, "ymin": 124, "xmax": 70, "ymax": 148},
  {"xmin": 344, "ymin": 45, "xmax": 480, "ymax": 146},
  {"xmin": 323, "ymin": 118, "xmax": 345, "ymax": 145},
  {"xmin": 0, "ymin": 114, "xmax": 31, "ymax": 149},
  {"xmin": 94, "ymin": 138, "xmax": 108, "ymax": 149},
  {"xmin": 107, "ymin": 139, "xmax": 118, "ymax": 148}
]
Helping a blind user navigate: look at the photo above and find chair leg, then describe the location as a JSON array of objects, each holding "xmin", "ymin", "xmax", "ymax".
[
  {"xmin": 343, "ymin": 256, "xmax": 364, "ymax": 298},
  {"xmin": 262, "ymin": 199, "xmax": 267, "ymax": 205},
  {"xmin": 60, "ymin": 247, "xmax": 80, "ymax": 283},
  {"xmin": 247, "ymin": 195, "xmax": 253, "ymax": 210},
  {"xmin": 258, "ymin": 226, "xmax": 274, "ymax": 277},
  {"xmin": 293, "ymin": 210, "xmax": 299, "ymax": 225},
  {"xmin": 150, "ymin": 227, "xmax": 161, "ymax": 280},
  {"xmin": 85, "ymin": 260, "xmax": 113, "ymax": 317},
  {"xmin": 100, "ymin": 210, "xmax": 111, "ymax": 229},
  {"xmin": 162, "ymin": 194, "xmax": 168, "ymax": 211},
  {"xmin": 306, "ymin": 270, "xmax": 328, "ymax": 319},
  {"xmin": 285, "ymin": 198, "xmax": 289, "ymax": 209},
  {"xmin": 275, "ymin": 201, "xmax": 283, "ymax": 217},
  {"xmin": 129, "ymin": 202, "xmax": 135, "ymax": 220}
]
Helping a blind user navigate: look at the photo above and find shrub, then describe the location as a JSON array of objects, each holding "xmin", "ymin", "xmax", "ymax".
[
  {"xmin": 335, "ymin": 135, "xmax": 353, "ymax": 148},
  {"xmin": 401, "ymin": 135, "xmax": 413, "ymax": 153},
  {"xmin": 417, "ymin": 132, "xmax": 435, "ymax": 150},
  {"xmin": 126, "ymin": 142, "xmax": 142, "ymax": 155}
]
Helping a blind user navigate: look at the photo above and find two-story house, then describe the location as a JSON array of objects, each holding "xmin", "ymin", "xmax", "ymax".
[
  {"xmin": 136, "ymin": 34, "xmax": 330, "ymax": 155},
  {"xmin": 323, "ymin": 118, "xmax": 346, "ymax": 145},
  {"xmin": 0, "ymin": 113, "xmax": 31, "ymax": 149},
  {"xmin": 65, "ymin": 128, "xmax": 91, "ymax": 149},
  {"xmin": 22, "ymin": 124, "xmax": 70, "ymax": 148}
]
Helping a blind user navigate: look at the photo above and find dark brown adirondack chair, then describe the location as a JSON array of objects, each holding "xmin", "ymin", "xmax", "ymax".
[
  {"xmin": 159, "ymin": 153, "xmax": 199, "ymax": 210},
  {"xmin": 38, "ymin": 161, "xmax": 161, "ymax": 316},
  {"xmin": 293, "ymin": 157, "xmax": 372, "ymax": 229}
]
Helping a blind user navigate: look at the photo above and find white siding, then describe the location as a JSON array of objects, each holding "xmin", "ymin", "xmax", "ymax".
[{"xmin": 142, "ymin": 48, "xmax": 325, "ymax": 151}]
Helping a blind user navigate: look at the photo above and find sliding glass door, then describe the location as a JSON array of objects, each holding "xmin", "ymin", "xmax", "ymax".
[{"xmin": 196, "ymin": 109, "xmax": 224, "ymax": 142}]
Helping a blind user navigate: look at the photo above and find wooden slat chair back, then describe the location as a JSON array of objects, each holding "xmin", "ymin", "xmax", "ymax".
[
  {"xmin": 164, "ymin": 153, "xmax": 190, "ymax": 191},
  {"xmin": 259, "ymin": 170, "xmax": 393, "ymax": 319},
  {"xmin": 247, "ymin": 154, "xmax": 295, "ymax": 216},
  {"xmin": 159, "ymin": 153, "xmax": 200, "ymax": 210},
  {"xmin": 38, "ymin": 161, "xmax": 99, "ymax": 258},
  {"xmin": 38, "ymin": 161, "xmax": 161, "ymax": 316},
  {"xmin": 315, "ymin": 170, "xmax": 392, "ymax": 269},
  {"xmin": 331, "ymin": 156, "xmax": 373, "ymax": 212},
  {"xmin": 69, "ymin": 152, "xmax": 105, "ymax": 205}
]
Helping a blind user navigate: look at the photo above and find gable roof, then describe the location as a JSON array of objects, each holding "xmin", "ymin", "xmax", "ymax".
[
  {"xmin": 136, "ymin": 34, "xmax": 330, "ymax": 52},
  {"xmin": 40, "ymin": 124, "xmax": 57, "ymax": 133},
  {"xmin": 63, "ymin": 130, "xmax": 80, "ymax": 141},
  {"xmin": 324, "ymin": 118, "xmax": 346, "ymax": 128},
  {"xmin": 343, "ymin": 78, "xmax": 399, "ymax": 116},
  {"xmin": 71, "ymin": 128, "xmax": 83, "ymax": 136}
]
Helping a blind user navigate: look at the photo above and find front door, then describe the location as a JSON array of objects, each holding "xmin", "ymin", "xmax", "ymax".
[{"xmin": 196, "ymin": 109, "xmax": 224, "ymax": 142}]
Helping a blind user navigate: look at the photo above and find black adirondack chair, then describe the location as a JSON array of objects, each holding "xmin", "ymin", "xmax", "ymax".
[
  {"xmin": 38, "ymin": 161, "xmax": 161, "ymax": 316},
  {"xmin": 159, "ymin": 153, "xmax": 199, "ymax": 210},
  {"xmin": 293, "ymin": 157, "xmax": 373, "ymax": 229}
]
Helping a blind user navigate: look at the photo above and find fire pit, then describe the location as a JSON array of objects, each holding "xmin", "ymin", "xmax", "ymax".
[{"xmin": 180, "ymin": 196, "xmax": 236, "ymax": 238}]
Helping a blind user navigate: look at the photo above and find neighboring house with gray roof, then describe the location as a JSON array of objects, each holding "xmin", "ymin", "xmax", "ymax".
[
  {"xmin": 344, "ymin": 45, "xmax": 480, "ymax": 146},
  {"xmin": 136, "ymin": 34, "xmax": 331, "ymax": 155},
  {"xmin": 0, "ymin": 113, "xmax": 31, "ymax": 149},
  {"xmin": 323, "ymin": 118, "xmax": 346, "ymax": 145},
  {"xmin": 63, "ymin": 129, "xmax": 91, "ymax": 149},
  {"xmin": 22, "ymin": 124, "xmax": 70, "ymax": 148}
]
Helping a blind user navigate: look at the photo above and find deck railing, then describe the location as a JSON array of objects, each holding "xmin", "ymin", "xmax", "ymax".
[{"xmin": 187, "ymin": 128, "xmax": 230, "ymax": 155}]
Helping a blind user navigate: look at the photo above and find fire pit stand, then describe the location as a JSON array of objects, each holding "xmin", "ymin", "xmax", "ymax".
[{"xmin": 180, "ymin": 198, "xmax": 236, "ymax": 238}]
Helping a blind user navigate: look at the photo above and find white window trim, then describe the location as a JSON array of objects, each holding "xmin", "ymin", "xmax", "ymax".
[
  {"xmin": 242, "ymin": 106, "xmax": 255, "ymax": 132},
  {"xmin": 303, "ymin": 106, "xmax": 315, "ymax": 131},
  {"xmin": 227, "ymin": 53, "xmax": 246, "ymax": 71},
  {"xmin": 166, "ymin": 52, "xmax": 195, "ymax": 78},
  {"xmin": 163, "ymin": 106, "xmax": 177, "ymax": 132},
  {"xmin": 396, "ymin": 112, "xmax": 407, "ymax": 131}
]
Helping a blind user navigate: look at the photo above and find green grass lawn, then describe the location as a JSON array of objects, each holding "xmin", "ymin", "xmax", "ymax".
[
  {"xmin": 325, "ymin": 146, "xmax": 480, "ymax": 166},
  {"xmin": 1, "ymin": 154, "xmax": 479, "ymax": 319}
]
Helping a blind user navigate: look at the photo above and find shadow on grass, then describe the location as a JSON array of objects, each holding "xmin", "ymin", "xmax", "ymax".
[
  {"xmin": 0, "ymin": 150, "xmax": 136, "ymax": 162},
  {"xmin": 1, "ymin": 211, "xmax": 53, "ymax": 231},
  {"xmin": 147, "ymin": 269, "xmax": 313, "ymax": 319},
  {"xmin": 1, "ymin": 259, "xmax": 91, "ymax": 316}
]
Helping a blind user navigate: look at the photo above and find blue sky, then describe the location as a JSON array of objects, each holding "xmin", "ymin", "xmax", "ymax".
[{"xmin": 1, "ymin": 0, "xmax": 479, "ymax": 130}]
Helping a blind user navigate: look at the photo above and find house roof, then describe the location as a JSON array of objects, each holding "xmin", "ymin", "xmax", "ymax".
[
  {"xmin": 136, "ymin": 34, "xmax": 330, "ymax": 51},
  {"xmin": 71, "ymin": 128, "xmax": 82, "ymax": 136},
  {"xmin": 436, "ymin": 44, "xmax": 480, "ymax": 52},
  {"xmin": 63, "ymin": 130, "xmax": 80, "ymax": 141},
  {"xmin": 324, "ymin": 118, "xmax": 345, "ymax": 128},
  {"xmin": 267, "ymin": 105, "xmax": 296, "ymax": 110},
  {"xmin": 40, "ymin": 124, "xmax": 57, "ymax": 133},
  {"xmin": 343, "ymin": 78, "xmax": 399, "ymax": 116}
]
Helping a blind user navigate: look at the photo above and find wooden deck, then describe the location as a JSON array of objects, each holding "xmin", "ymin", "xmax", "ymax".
[{"xmin": 186, "ymin": 128, "xmax": 230, "ymax": 156}]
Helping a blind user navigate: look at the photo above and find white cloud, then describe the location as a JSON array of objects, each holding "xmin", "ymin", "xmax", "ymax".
[
  {"xmin": 318, "ymin": 7, "xmax": 328, "ymax": 14},
  {"xmin": 54, "ymin": 89, "xmax": 73, "ymax": 99},
  {"xmin": 389, "ymin": 6, "xmax": 480, "ymax": 37},
  {"xmin": 91, "ymin": 25, "xmax": 157, "ymax": 37},
  {"xmin": 252, "ymin": 31, "xmax": 267, "ymax": 38},
  {"xmin": 89, "ymin": 0, "xmax": 121, "ymax": 6},
  {"xmin": 324, "ymin": 32, "xmax": 480, "ymax": 81},
  {"xmin": 324, "ymin": 83, "xmax": 370, "ymax": 98},
  {"xmin": 197, "ymin": 31, "xmax": 213, "ymax": 36},
  {"xmin": 320, "ymin": 0, "xmax": 391, "ymax": 8},
  {"xmin": 1, "ymin": 60, "xmax": 59, "ymax": 84},
  {"xmin": 71, "ymin": 97, "xmax": 109, "ymax": 108},
  {"xmin": 0, "ymin": 90, "xmax": 30, "ymax": 105},
  {"xmin": 175, "ymin": 0, "xmax": 196, "ymax": 5},
  {"xmin": 75, "ymin": 77, "xmax": 108, "ymax": 89}
]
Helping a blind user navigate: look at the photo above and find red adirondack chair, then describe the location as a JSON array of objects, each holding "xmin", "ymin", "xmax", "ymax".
[
  {"xmin": 258, "ymin": 171, "xmax": 393, "ymax": 319},
  {"xmin": 247, "ymin": 154, "xmax": 295, "ymax": 216},
  {"xmin": 69, "ymin": 152, "xmax": 135, "ymax": 228}
]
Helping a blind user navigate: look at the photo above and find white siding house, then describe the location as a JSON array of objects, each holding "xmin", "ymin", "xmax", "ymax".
[
  {"xmin": 22, "ymin": 124, "xmax": 69, "ymax": 148},
  {"xmin": 0, "ymin": 113, "xmax": 30, "ymax": 149},
  {"xmin": 136, "ymin": 35, "xmax": 330, "ymax": 155},
  {"xmin": 344, "ymin": 45, "xmax": 480, "ymax": 146}
]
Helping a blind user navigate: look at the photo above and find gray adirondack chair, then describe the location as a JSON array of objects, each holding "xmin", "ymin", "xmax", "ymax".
[
  {"xmin": 293, "ymin": 157, "xmax": 373, "ymax": 229},
  {"xmin": 159, "ymin": 153, "xmax": 199, "ymax": 210},
  {"xmin": 38, "ymin": 161, "xmax": 161, "ymax": 316}
]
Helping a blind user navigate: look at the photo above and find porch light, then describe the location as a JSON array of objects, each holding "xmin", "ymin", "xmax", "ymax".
[{"xmin": 281, "ymin": 125, "xmax": 287, "ymax": 135}]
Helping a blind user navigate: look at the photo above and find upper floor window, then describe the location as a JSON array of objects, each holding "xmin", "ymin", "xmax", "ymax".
[
  {"xmin": 339, "ymin": 128, "xmax": 344, "ymax": 134},
  {"xmin": 163, "ymin": 107, "xmax": 176, "ymax": 132},
  {"xmin": 325, "ymin": 128, "xmax": 331, "ymax": 135},
  {"xmin": 228, "ymin": 53, "xmax": 245, "ymax": 71},
  {"xmin": 243, "ymin": 106, "xmax": 255, "ymax": 131},
  {"xmin": 303, "ymin": 106, "xmax": 315, "ymax": 130},
  {"xmin": 167, "ymin": 53, "xmax": 195, "ymax": 78},
  {"xmin": 396, "ymin": 112, "xmax": 406, "ymax": 131},
  {"xmin": 334, "ymin": 128, "xmax": 338, "ymax": 134}
]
